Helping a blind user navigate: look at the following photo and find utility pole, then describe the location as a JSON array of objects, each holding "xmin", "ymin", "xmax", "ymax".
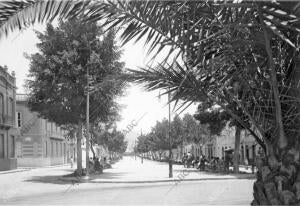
[
  {"xmin": 168, "ymin": 89, "xmax": 173, "ymax": 178},
  {"xmin": 86, "ymin": 66, "xmax": 90, "ymax": 175}
]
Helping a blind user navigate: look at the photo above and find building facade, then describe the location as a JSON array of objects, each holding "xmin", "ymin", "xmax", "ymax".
[
  {"xmin": 16, "ymin": 94, "xmax": 76, "ymax": 167},
  {"xmin": 202, "ymin": 123, "xmax": 262, "ymax": 165},
  {"xmin": 0, "ymin": 66, "xmax": 18, "ymax": 171}
]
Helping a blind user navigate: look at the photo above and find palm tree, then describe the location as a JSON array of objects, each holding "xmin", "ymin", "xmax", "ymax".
[{"xmin": 1, "ymin": 1, "xmax": 300, "ymax": 204}]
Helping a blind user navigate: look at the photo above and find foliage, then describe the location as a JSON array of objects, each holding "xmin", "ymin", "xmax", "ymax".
[
  {"xmin": 119, "ymin": 1, "xmax": 300, "ymax": 152},
  {"xmin": 194, "ymin": 108, "xmax": 228, "ymax": 136},
  {"xmin": 182, "ymin": 113, "xmax": 207, "ymax": 144},
  {"xmin": 136, "ymin": 114, "xmax": 208, "ymax": 153},
  {"xmin": 25, "ymin": 18, "xmax": 125, "ymax": 127},
  {"xmin": 1, "ymin": 1, "xmax": 300, "ymax": 204},
  {"xmin": 1, "ymin": 0, "xmax": 300, "ymax": 152},
  {"xmin": 106, "ymin": 128, "xmax": 128, "ymax": 154},
  {"xmin": 91, "ymin": 124, "xmax": 128, "ymax": 154}
]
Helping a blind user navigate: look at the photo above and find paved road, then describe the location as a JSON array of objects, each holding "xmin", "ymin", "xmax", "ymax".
[
  {"xmin": 90, "ymin": 156, "xmax": 254, "ymax": 182},
  {"xmin": 5, "ymin": 180, "xmax": 254, "ymax": 205},
  {"xmin": 0, "ymin": 156, "xmax": 255, "ymax": 205}
]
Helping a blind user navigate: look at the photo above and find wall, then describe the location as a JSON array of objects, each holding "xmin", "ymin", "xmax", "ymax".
[
  {"xmin": 0, "ymin": 158, "xmax": 17, "ymax": 171},
  {"xmin": 17, "ymin": 157, "xmax": 51, "ymax": 167},
  {"xmin": 0, "ymin": 66, "xmax": 17, "ymax": 171},
  {"xmin": 16, "ymin": 96, "xmax": 72, "ymax": 167}
]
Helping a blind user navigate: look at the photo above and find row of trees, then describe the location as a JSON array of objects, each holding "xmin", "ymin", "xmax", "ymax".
[
  {"xmin": 135, "ymin": 107, "xmax": 244, "ymax": 173},
  {"xmin": 0, "ymin": 0, "xmax": 300, "ymax": 204},
  {"xmin": 134, "ymin": 114, "xmax": 208, "ymax": 157}
]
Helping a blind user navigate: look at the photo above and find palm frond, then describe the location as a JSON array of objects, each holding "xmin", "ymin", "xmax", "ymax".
[{"xmin": 0, "ymin": 0, "xmax": 87, "ymax": 38}]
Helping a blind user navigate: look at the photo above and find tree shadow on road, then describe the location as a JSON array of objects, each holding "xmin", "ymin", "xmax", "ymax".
[
  {"xmin": 24, "ymin": 171, "xmax": 131, "ymax": 185},
  {"xmin": 24, "ymin": 175, "xmax": 73, "ymax": 185},
  {"xmin": 88, "ymin": 172, "xmax": 129, "ymax": 180}
]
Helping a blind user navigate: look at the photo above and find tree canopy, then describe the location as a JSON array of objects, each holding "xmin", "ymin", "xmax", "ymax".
[
  {"xmin": 135, "ymin": 114, "xmax": 208, "ymax": 153},
  {"xmin": 26, "ymin": 18, "xmax": 125, "ymax": 127}
]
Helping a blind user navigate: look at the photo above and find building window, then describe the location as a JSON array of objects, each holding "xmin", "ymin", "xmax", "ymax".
[
  {"xmin": 51, "ymin": 141, "xmax": 53, "ymax": 157},
  {"xmin": 60, "ymin": 143, "xmax": 62, "ymax": 156},
  {"xmin": 17, "ymin": 112, "xmax": 22, "ymax": 127},
  {"xmin": 9, "ymin": 136, "xmax": 15, "ymax": 158},
  {"xmin": 9, "ymin": 98, "xmax": 13, "ymax": 117},
  {"xmin": 0, "ymin": 134, "xmax": 4, "ymax": 158},
  {"xmin": 45, "ymin": 141, "xmax": 48, "ymax": 157},
  {"xmin": 0, "ymin": 94, "xmax": 4, "ymax": 122},
  {"xmin": 64, "ymin": 143, "xmax": 66, "ymax": 157},
  {"xmin": 56, "ymin": 142, "xmax": 58, "ymax": 156}
]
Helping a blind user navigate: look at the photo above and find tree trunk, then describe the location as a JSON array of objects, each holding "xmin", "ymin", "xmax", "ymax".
[
  {"xmin": 252, "ymin": 56, "xmax": 300, "ymax": 205},
  {"xmin": 76, "ymin": 122, "xmax": 83, "ymax": 172},
  {"xmin": 233, "ymin": 126, "xmax": 241, "ymax": 173},
  {"xmin": 251, "ymin": 142, "xmax": 299, "ymax": 205},
  {"xmin": 90, "ymin": 141, "xmax": 95, "ymax": 159}
]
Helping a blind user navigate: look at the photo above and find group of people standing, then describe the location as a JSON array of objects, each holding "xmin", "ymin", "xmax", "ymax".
[{"xmin": 182, "ymin": 152, "xmax": 233, "ymax": 173}]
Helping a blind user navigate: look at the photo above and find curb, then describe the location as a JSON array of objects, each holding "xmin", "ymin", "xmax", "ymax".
[
  {"xmin": 0, "ymin": 164, "xmax": 71, "ymax": 175},
  {"xmin": 59, "ymin": 175, "xmax": 256, "ymax": 184},
  {"xmin": 19, "ymin": 163, "xmax": 70, "ymax": 170},
  {"xmin": 0, "ymin": 168, "xmax": 30, "ymax": 175}
]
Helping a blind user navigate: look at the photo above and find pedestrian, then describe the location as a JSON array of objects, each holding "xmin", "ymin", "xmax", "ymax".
[
  {"xmin": 199, "ymin": 155, "xmax": 206, "ymax": 171},
  {"xmin": 70, "ymin": 156, "xmax": 74, "ymax": 168}
]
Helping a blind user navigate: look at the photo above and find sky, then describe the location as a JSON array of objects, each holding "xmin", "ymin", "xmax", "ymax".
[{"xmin": 0, "ymin": 23, "xmax": 197, "ymax": 151}]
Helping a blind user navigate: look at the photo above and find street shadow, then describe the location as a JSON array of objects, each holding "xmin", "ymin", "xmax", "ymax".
[
  {"xmin": 88, "ymin": 172, "xmax": 129, "ymax": 180},
  {"xmin": 24, "ymin": 175, "xmax": 72, "ymax": 185},
  {"xmin": 24, "ymin": 171, "xmax": 131, "ymax": 185}
]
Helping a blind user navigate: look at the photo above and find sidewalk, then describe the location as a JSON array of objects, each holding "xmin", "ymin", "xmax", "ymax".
[
  {"xmin": 61, "ymin": 156, "xmax": 255, "ymax": 183},
  {"xmin": 0, "ymin": 163, "xmax": 71, "ymax": 175}
]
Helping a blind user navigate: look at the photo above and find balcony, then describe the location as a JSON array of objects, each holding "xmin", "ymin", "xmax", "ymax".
[{"xmin": 0, "ymin": 115, "xmax": 14, "ymax": 129}]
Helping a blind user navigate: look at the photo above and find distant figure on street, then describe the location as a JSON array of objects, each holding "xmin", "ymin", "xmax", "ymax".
[
  {"xmin": 70, "ymin": 156, "xmax": 74, "ymax": 168},
  {"xmin": 186, "ymin": 152, "xmax": 193, "ymax": 168},
  {"xmin": 199, "ymin": 155, "xmax": 206, "ymax": 170},
  {"xmin": 192, "ymin": 156, "xmax": 200, "ymax": 168}
]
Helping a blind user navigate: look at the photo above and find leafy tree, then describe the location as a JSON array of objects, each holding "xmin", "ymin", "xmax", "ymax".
[
  {"xmin": 136, "ymin": 114, "xmax": 208, "ymax": 159},
  {"xmin": 106, "ymin": 128, "xmax": 128, "ymax": 155},
  {"xmin": 25, "ymin": 19, "xmax": 125, "ymax": 171},
  {"xmin": 91, "ymin": 124, "xmax": 128, "ymax": 158},
  {"xmin": 170, "ymin": 115, "xmax": 184, "ymax": 147}
]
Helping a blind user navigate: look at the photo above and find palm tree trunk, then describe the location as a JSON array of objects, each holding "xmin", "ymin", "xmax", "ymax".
[
  {"xmin": 252, "ymin": 55, "xmax": 300, "ymax": 205},
  {"xmin": 233, "ymin": 126, "xmax": 241, "ymax": 173}
]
